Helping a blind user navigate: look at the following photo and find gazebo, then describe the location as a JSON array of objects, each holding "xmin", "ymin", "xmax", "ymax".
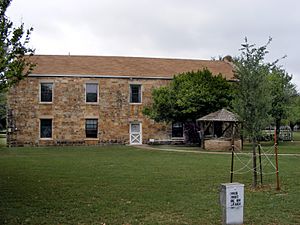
[{"xmin": 197, "ymin": 108, "xmax": 242, "ymax": 151}]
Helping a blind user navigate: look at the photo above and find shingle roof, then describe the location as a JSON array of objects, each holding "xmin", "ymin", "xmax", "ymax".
[
  {"xmin": 197, "ymin": 108, "xmax": 239, "ymax": 122},
  {"xmin": 29, "ymin": 55, "xmax": 235, "ymax": 80}
]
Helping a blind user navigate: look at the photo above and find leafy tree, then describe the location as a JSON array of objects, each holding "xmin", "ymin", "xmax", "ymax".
[
  {"xmin": 287, "ymin": 94, "xmax": 300, "ymax": 129},
  {"xmin": 0, "ymin": 92, "xmax": 6, "ymax": 129},
  {"xmin": 233, "ymin": 38, "xmax": 275, "ymax": 188},
  {"xmin": 143, "ymin": 69, "xmax": 234, "ymax": 142},
  {"xmin": 232, "ymin": 37, "xmax": 297, "ymax": 187},
  {"xmin": 0, "ymin": 0, "xmax": 35, "ymax": 92},
  {"xmin": 269, "ymin": 66, "xmax": 297, "ymax": 135}
]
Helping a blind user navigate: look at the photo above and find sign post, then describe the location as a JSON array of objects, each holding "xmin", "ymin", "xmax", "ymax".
[{"xmin": 220, "ymin": 183, "xmax": 244, "ymax": 225}]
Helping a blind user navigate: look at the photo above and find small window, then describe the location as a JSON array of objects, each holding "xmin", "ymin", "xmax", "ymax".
[
  {"xmin": 86, "ymin": 83, "xmax": 98, "ymax": 103},
  {"xmin": 40, "ymin": 119, "xmax": 52, "ymax": 138},
  {"xmin": 40, "ymin": 83, "xmax": 53, "ymax": 102},
  {"xmin": 130, "ymin": 84, "xmax": 141, "ymax": 103},
  {"xmin": 85, "ymin": 119, "xmax": 98, "ymax": 138},
  {"xmin": 172, "ymin": 122, "xmax": 183, "ymax": 138}
]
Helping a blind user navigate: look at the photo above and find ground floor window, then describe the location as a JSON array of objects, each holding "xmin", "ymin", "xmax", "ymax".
[
  {"xmin": 172, "ymin": 122, "xmax": 183, "ymax": 138},
  {"xmin": 40, "ymin": 119, "xmax": 52, "ymax": 138},
  {"xmin": 86, "ymin": 119, "xmax": 98, "ymax": 138}
]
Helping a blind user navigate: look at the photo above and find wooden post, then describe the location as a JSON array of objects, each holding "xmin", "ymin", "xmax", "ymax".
[
  {"xmin": 230, "ymin": 144, "xmax": 234, "ymax": 183},
  {"xmin": 258, "ymin": 144, "xmax": 263, "ymax": 185},
  {"xmin": 274, "ymin": 128, "xmax": 280, "ymax": 191},
  {"xmin": 252, "ymin": 139, "xmax": 258, "ymax": 188}
]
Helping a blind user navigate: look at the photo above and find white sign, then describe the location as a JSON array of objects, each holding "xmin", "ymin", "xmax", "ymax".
[{"xmin": 220, "ymin": 183, "xmax": 244, "ymax": 225}]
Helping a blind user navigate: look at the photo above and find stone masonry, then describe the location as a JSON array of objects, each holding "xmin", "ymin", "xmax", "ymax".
[{"xmin": 7, "ymin": 77, "xmax": 171, "ymax": 146}]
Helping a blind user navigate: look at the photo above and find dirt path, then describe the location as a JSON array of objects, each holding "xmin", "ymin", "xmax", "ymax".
[{"xmin": 133, "ymin": 145, "xmax": 300, "ymax": 157}]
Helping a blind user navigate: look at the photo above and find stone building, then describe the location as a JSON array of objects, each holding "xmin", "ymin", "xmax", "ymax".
[{"xmin": 7, "ymin": 55, "xmax": 235, "ymax": 146}]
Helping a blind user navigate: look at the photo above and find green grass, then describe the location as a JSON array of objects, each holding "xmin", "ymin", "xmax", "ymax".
[
  {"xmin": 0, "ymin": 134, "xmax": 6, "ymax": 147},
  {"xmin": 241, "ymin": 131, "xmax": 300, "ymax": 154},
  {"xmin": 0, "ymin": 145, "xmax": 299, "ymax": 224},
  {"xmin": 149, "ymin": 131, "xmax": 300, "ymax": 154},
  {"xmin": 293, "ymin": 131, "xmax": 300, "ymax": 141}
]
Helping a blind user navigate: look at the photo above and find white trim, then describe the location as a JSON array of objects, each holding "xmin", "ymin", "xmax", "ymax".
[
  {"xmin": 85, "ymin": 82, "xmax": 99, "ymax": 104},
  {"xmin": 39, "ymin": 81, "xmax": 54, "ymax": 104},
  {"xmin": 29, "ymin": 73, "xmax": 173, "ymax": 80},
  {"xmin": 129, "ymin": 122, "xmax": 142, "ymax": 145},
  {"xmin": 85, "ymin": 118, "xmax": 99, "ymax": 139}
]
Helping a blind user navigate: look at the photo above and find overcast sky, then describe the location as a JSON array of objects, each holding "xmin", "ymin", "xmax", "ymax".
[{"xmin": 7, "ymin": 0, "xmax": 300, "ymax": 90}]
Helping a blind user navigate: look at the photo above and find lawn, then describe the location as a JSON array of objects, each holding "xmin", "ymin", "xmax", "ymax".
[
  {"xmin": 0, "ymin": 145, "xmax": 299, "ymax": 224},
  {"xmin": 0, "ymin": 133, "xmax": 6, "ymax": 147}
]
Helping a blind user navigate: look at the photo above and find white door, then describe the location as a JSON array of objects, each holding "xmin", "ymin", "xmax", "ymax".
[{"xmin": 130, "ymin": 123, "xmax": 142, "ymax": 145}]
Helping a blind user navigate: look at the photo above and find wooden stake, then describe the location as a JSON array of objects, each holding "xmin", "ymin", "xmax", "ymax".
[
  {"xmin": 252, "ymin": 140, "xmax": 258, "ymax": 188},
  {"xmin": 230, "ymin": 144, "xmax": 234, "ymax": 183},
  {"xmin": 258, "ymin": 144, "xmax": 263, "ymax": 185},
  {"xmin": 230, "ymin": 127, "xmax": 235, "ymax": 183},
  {"xmin": 274, "ymin": 128, "xmax": 280, "ymax": 191}
]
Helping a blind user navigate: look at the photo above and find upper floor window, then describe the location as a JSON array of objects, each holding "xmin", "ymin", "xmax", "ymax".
[
  {"xmin": 40, "ymin": 119, "xmax": 52, "ymax": 138},
  {"xmin": 40, "ymin": 83, "xmax": 53, "ymax": 102},
  {"xmin": 86, "ymin": 83, "xmax": 98, "ymax": 103},
  {"xmin": 130, "ymin": 84, "xmax": 141, "ymax": 103}
]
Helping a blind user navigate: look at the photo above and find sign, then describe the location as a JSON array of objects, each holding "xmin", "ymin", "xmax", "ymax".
[{"xmin": 220, "ymin": 183, "xmax": 244, "ymax": 225}]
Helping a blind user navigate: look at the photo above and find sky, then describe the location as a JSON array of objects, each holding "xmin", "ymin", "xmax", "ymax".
[{"xmin": 6, "ymin": 0, "xmax": 300, "ymax": 90}]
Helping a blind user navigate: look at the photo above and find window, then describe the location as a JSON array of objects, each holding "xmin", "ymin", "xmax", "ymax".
[
  {"xmin": 40, "ymin": 119, "xmax": 52, "ymax": 138},
  {"xmin": 86, "ymin": 83, "xmax": 98, "ymax": 103},
  {"xmin": 85, "ymin": 119, "xmax": 98, "ymax": 138},
  {"xmin": 130, "ymin": 84, "xmax": 141, "ymax": 103},
  {"xmin": 172, "ymin": 122, "xmax": 183, "ymax": 138},
  {"xmin": 40, "ymin": 83, "xmax": 53, "ymax": 102}
]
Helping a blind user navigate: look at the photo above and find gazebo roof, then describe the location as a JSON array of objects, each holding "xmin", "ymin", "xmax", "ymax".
[{"xmin": 197, "ymin": 108, "xmax": 239, "ymax": 122}]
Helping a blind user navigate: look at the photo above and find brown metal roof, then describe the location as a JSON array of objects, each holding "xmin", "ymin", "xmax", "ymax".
[
  {"xmin": 29, "ymin": 55, "xmax": 235, "ymax": 79},
  {"xmin": 197, "ymin": 108, "xmax": 239, "ymax": 122}
]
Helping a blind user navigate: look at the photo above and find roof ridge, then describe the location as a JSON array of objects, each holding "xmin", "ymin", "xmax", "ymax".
[{"xmin": 32, "ymin": 54, "xmax": 225, "ymax": 62}]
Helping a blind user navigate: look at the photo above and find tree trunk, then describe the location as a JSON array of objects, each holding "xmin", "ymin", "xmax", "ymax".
[{"xmin": 252, "ymin": 138, "xmax": 258, "ymax": 188}]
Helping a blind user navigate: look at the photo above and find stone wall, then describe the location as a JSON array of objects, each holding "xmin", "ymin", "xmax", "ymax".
[
  {"xmin": 204, "ymin": 139, "xmax": 242, "ymax": 151},
  {"xmin": 7, "ymin": 77, "xmax": 171, "ymax": 146}
]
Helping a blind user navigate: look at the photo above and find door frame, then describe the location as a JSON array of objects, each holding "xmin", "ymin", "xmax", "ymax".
[{"xmin": 129, "ymin": 122, "xmax": 142, "ymax": 145}]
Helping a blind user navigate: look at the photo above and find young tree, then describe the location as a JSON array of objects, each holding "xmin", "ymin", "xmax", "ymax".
[
  {"xmin": 0, "ymin": 0, "xmax": 35, "ymax": 92},
  {"xmin": 143, "ymin": 69, "xmax": 234, "ymax": 142},
  {"xmin": 233, "ymin": 38, "xmax": 274, "ymax": 188}
]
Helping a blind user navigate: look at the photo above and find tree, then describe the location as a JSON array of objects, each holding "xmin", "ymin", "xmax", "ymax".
[
  {"xmin": 233, "ymin": 38, "xmax": 272, "ymax": 188},
  {"xmin": 269, "ymin": 66, "xmax": 297, "ymax": 136},
  {"xmin": 0, "ymin": 92, "xmax": 6, "ymax": 129},
  {"xmin": 0, "ymin": 0, "xmax": 35, "ymax": 92},
  {"xmin": 233, "ymin": 37, "xmax": 289, "ymax": 188},
  {"xmin": 287, "ymin": 94, "xmax": 300, "ymax": 130},
  {"xmin": 143, "ymin": 69, "xmax": 234, "ymax": 142}
]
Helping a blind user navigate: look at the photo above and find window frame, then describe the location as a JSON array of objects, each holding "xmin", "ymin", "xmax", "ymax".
[
  {"xmin": 129, "ymin": 84, "xmax": 142, "ymax": 104},
  {"xmin": 85, "ymin": 118, "xmax": 98, "ymax": 139},
  {"xmin": 172, "ymin": 122, "xmax": 184, "ymax": 138},
  {"xmin": 40, "ymin": 118, "xmax": 53, "ymax": 139},
  {"xmin": 39, "ymin": 82, "xmax": 53, "ymax": 103},
  {"xmin": 85, "ymin": 82, "xmax": 99, "ymax": 104}
]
